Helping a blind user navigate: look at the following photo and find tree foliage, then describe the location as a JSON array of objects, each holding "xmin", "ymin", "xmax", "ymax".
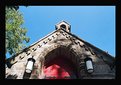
[
  {"xmin": 6, "ymin": 6, "xmax": 19, "ymax": 10},
  {"xmin": 6, "ymin": 6, "xmax": 30, "ymax": 56}
]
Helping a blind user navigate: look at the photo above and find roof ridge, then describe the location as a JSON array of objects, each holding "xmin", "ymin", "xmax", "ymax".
[{"xmin": 61, "ymin": 29, "xmax": 115, "ymax": 59}]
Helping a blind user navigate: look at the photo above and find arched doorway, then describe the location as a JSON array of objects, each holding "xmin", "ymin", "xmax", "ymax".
[{"xmin": 44, "ymin": 56, "xmax": 77, "ymax": 79}]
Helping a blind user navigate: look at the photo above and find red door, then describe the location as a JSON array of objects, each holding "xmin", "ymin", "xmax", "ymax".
[{"xmin": 44, "ymin": 57, "xmax": 77, "ymax": 79}]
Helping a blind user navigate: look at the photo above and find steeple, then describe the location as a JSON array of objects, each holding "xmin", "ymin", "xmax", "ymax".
[{"xmin": 55, "ymin": 21, "xmax": 71, "ymax": 32}]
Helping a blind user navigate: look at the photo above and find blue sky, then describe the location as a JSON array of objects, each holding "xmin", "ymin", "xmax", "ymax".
[{"xmin": 6, "ymin": 6, "xmax": 115, "ymax": 58}]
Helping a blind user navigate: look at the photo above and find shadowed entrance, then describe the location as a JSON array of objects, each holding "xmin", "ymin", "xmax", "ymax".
[{"xmin": 44, "ymin": 56, "xmax": 77, "ymax": 79}]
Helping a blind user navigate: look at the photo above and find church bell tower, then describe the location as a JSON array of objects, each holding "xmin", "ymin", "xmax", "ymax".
[{"xmin": 55, "ymin": 21, "xmax": 71, "ymax": 32}]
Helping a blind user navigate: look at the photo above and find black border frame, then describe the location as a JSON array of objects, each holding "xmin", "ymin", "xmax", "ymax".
[{"xmin": 1, "ymin": 0, "xmax": 120, "ymax": 84}]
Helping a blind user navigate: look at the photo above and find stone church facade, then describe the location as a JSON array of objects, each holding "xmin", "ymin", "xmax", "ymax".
[{"xmin": 6, "ymin": 21, "xmax": 115, "ymax": 79}]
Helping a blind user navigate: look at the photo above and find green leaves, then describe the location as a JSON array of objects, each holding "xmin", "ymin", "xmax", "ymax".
[{"xmin": 6, "ymin": 6, "xmax": 30, "ymax": 57}]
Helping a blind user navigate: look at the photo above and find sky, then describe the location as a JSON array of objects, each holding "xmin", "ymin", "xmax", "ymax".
[{"xmin": 6, "ymin": 6, "xmax": 115, "ymax": 58}]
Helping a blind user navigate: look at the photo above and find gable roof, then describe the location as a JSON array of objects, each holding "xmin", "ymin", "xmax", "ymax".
[{"xmin": 6, "ymin": 27, "xmax": 115, "ymax": 67}]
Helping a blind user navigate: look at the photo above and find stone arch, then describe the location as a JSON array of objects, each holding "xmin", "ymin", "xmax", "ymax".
[
  {"xmin": 43, "ymin": 47, "xmax": 79, "ymax": 79},
  {"xmin": 30, "ymin": 43, "xmax": 87, "ymax": 79}
]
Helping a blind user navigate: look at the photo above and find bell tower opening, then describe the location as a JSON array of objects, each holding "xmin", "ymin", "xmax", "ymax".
[{"xmin": 60, "ymin": 24, "xmax": 66, "ymax": 29}]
